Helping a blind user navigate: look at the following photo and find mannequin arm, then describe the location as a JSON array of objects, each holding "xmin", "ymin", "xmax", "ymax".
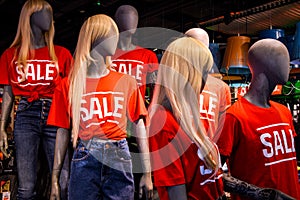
[
  {"xmin": 147, "ymin": 71, "xmax": 157, "ymax": 85},
  {"xmin": 223, "ymin": 170, "xmax": 295, "ymax": 200},
  {"xmin": 50, "ymin": 128, "xmax": 70, "ymax": 200},
  {"xmin": 167, "ymin": 184, "xmax": 188, "ymax": 200},
  {"xmin": 145, "ymin": 71, "xmax": 157, "ymax": 105},
  {"xmin": 135, "ymin": 118, "xmax": 153, "ymax": 199},
  {"xmin": 0, "ymin": 85, "xmax": 14, "ymax": 156},
  {"xmin": 221, "ymin": 155, "xmax": 295, "ymax": 200}
]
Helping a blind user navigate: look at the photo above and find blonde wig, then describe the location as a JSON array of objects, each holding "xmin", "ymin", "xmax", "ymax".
[
  {"xmin": 69, "ymin": 14, "xmax": 119, "ymax": 147},
  {"xmin": 151, "ymin": 37, "xmax": 219, "ymax": 171},
  {"xmin": 10, "ymin": 0, "xmax": 57, "ymax": 82}
]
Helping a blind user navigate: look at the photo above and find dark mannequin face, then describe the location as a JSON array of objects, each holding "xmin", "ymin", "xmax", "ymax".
[
  {"xmin": 30, "ymin": 8, "xmax": 52, "ymax": 32},
  {"xmin": 271, "ymin": 54, "xmax": 290, "ymax": 85},
  {"xmin": 91, "ymin": 28, "xmax": 118, "ymax": 57},
  {"xmin": 115, "ymin": 10, "xmax": 138, "ymax": 34}
]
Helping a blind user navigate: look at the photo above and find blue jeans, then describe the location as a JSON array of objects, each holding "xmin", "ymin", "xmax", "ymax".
[
  {"xmin": 14, "ymin": 98, "xmax": 69, "ymax": 200},
  {"xmin": 69, "ymin": 138, "xmax": 134, "ymax": 200}
]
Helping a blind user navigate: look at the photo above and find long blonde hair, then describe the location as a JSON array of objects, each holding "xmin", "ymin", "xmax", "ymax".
[
  {"xmin": 151, "ymin": 37, "xmax": 219, "ymax": 170},
  {"xmin": 69, "ymin": 14, "xmax": 119, "ymax": 147},
  {"xmin": 11, "ymin": 0, "xmax": 56, "ymax": 77}
]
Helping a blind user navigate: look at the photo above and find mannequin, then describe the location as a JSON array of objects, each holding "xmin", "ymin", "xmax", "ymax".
[
  {"xmin": 149, "ymin": 37, "xmax": 222, "ymax": 200},
  {"xmin": 0, "ymin": 0, "xmax": 72, "ymax": 199},
  {"xmin": 185, "ymin": 28, "xmax": 231, "ymax": 141},
  {"xmin": 48, "ymin": 14, "xmax": 153, "ymax": 200},
  {"xmin": 111, "ymin": 5, "xmax": 158, "ymax": 199},
  {"xmin": 217, "ymin": 39, "xmax": 300, "ymax": 200},
  {"xmin": 160, "ymin": 27, "xmax": 229, "ymax": 199}
]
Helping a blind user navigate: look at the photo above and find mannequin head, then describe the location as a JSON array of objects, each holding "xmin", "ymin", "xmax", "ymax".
[
  {"xmin": 158, "ymin": 37, "xmax": 213, "ymax": 97},
  {"xmin": 114, "ymin": 5, "xmax": 138, "ymax": 34},
  {"xmin": 185, "ymin": 28, "xmax": 209, "ymax": 47},
  {"xmin": 185, "ymin": 28, "xmax": 222, "ymax": 74},
  {"xmin": 12, "ymin": 0, "xmax": 54, "ymax": 48},
  {"xmin": 30, "ymin": 7, "xmax": 53, "ymax": 33},
  {"xmin": 74, "ymin": 14, "xmax": 119, "ymax": 63},
  {"xmin": 248, "ymin": 39, "xmax": 290, "ymax": 85}
]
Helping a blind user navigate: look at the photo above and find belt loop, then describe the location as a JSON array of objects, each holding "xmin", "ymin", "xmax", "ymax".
[
  {"xmin": 84, "ymin": 138, "xmax": 93, "ymax": 149},
  {"xmin": 117, "ymin": 138, "xmax": 126, "ymax": 147}
]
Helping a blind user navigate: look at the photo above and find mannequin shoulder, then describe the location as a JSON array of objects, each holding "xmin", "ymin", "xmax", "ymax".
[
  {"xmin": 0, "ymin": 47, "xmax": 18, "ymax": 60},
  {"xmin": 53, "ymin": 45, "xmax": 72, "ymax": 57},
  {"xmin": 53, "ymin": 45, "xmax": 72, "ymax": 54},
  {"xmin": 135, "ymin": 46, "xmax": 156, "ymax": 55}
]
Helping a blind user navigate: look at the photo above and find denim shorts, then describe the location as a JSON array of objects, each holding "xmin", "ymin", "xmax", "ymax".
[{"xmin": 69, "ymin": 138, "xmax": 134, "ymax": 200}]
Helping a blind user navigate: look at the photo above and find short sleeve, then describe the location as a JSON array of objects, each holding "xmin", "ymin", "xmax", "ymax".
[
  {"xmin": 147, "ymin": 51, "xmax": 159, "ymax": 73},
  {"xmin": 127, "ymin": 80, "xmax": 148, "ymax": 123},
  {"xmin": 224, "ymin": 82, "xmax": 231, "ymax": 109},
  {"xmin": 216, "ymin": 113, "xmax": 241, "ymax": 157},
  {"xmin": 0, "ymin": 49, "xmax": 12, "ymax": 85},
  {"xmin": 57, "ymin": 47, "xmax": 73, "ymax": 78},
  {"xmin": 47, "ymin": 78, "xmax": 71, "ymax": 129}
]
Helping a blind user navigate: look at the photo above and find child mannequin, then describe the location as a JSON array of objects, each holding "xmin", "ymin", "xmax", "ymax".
[
  {"xmin": 0, "ymin": 0, "xmax": 72, "ymax": 199},
  {"xmin": 48, "ymin": 14, "xmax": 153, "ymax": 200}
]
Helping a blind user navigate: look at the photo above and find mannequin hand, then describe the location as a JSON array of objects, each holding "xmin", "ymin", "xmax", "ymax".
[
  {"xmin": 257, "ymin": 188, "xmax": 295, "ymax": 200},
  {"xmin": 223, "ymin": 173, "xmax": 295, "ymax": 200},
  {"xmin": 50, "ymin": 171, "xmax": 61, "ymax": 200},
  {"xmin": 139, "ymin": 173, "xmax": 153, "ymax": 199},
  {"xmin": 0, "ymin": 129, "xmax": 9, "ymax": 158}
]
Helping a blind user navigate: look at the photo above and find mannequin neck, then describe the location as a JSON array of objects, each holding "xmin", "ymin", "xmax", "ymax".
[
  {"xmin": 31, "ymin": 26, "xmax": 46, "ymax": 49},
  {"xmin": 118, "ymin": 34, "xmax": 136, "ymax": 51},
  {"xmin": 244, "ymin": 73, "xmax": 274, "ymax": 108},
  {"xmin": 87, "ymin": 53, "xmax": 107, "ymax": 78}
]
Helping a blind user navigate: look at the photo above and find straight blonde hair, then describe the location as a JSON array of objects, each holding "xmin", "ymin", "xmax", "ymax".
[
  {"xmin": 151, "ymin": 37, "xmax": 219, "ymax": 171},
  {"xmin": 11, "ymin": 0, "xmax": 57, "ymax": 81},
  {"xmin": 69, "ymin": 14, "xmax": 119, "ymax": 147}
]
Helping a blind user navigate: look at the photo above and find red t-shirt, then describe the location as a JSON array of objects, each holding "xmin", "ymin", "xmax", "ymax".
[
  {"xmin": 48, "ymin": 70, "xmax": 148, "ymax": 140},
  {"xmin": 217, "ymin": 97, "xmax": 300, "ymax": 200},
  {"xmin": 0, "ymin": 46, "xmax": 72, "ymax": 101},
  {"xmin": 111, "ymin": 46, "xmax": 159, "ymax": 97},
  {"xmin": 200, "ymin": 75, "xmax": 231, "ymax": 141},
  {"xmin": 149, "ymin": 106, "xmax": 224, "ymax": 200}
]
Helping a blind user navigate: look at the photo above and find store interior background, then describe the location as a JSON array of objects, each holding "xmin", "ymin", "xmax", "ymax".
[
  {"xmin": 0, "ymin": 0, "xmax": 300, "ymax": 198},
  {"xmin": 0, "ymin": 0, "xmax": 299, "ymax": 53}
]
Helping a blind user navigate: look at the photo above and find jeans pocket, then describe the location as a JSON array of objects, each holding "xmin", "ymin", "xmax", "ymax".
[
  {"xmin": 72, "ymin": 146, "xmax": 90, "ymax": 162},
  {"xmin": 116, "ymin": 145, "xmax": 132, "ymax": 162}
]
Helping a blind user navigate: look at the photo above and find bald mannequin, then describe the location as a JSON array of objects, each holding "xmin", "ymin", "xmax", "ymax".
[
  {"xmin": 185, "ymin": 28, "xmax": 209, "ymax": 47},
  {"xmin": 244, "ymin": 39, "xmax": 290, "ymax": 108},
  {"xmin": 185, "ymin": 28, "xmax": 221, "ymax": 77},
  {"xmin": 112, "ymin": 5, "xmax": 157, "ymax": 200},
  {"xmin": 217, "ymin": 39, "xmax": 298, "ymax": 200},
  {"xmin": 114, "ymin": 5, "xmax": 138, "ymax": 51},
  {"xmin": 185, "ymin": 27, "xmax": 231, "ymax": 140}
]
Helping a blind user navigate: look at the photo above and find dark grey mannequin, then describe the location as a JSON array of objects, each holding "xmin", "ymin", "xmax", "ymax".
[
  {"xmin": 30, "ymin": 8, "xmax": 52, "ymax": 49},
  {"xmin": 114, "ymin": 5, "xmax": 138, "ymax": 51}
]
